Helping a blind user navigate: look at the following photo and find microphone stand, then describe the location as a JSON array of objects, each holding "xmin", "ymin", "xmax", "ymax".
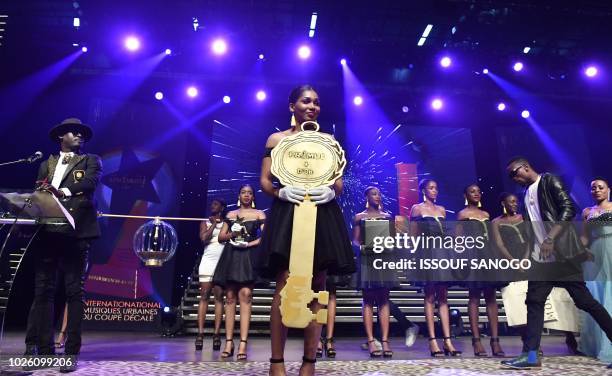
[{"xmin": 0, "ymin": 159, "xmax": 31, "ymax": 167}]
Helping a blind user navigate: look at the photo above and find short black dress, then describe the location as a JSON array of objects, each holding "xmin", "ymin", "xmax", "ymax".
[
  {"xmin": 213, "ymin": 218, "xmax": 263, "ymax": 287},
  {"xmin": 497, "ymin": 220, "xmax": 530, "ymax": 282},
  {"xmin": 259, "ymin": 149, "xmax": 356, "ymax": 279},
  {"xmin": 412, "ymin": 215, "xmax": 456, "ymax": 287},
  {"xmin": 459, "ymin": 218, "xmax": 507, "ymax": 289},
  {"xmin": 356, "ymin": 217, "xmax": 400, "ymax": 290}
]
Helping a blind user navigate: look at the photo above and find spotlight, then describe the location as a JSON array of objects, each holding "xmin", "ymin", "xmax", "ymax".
[
  {"xmin": 165, "ymin": 48, "xmax": 172, "ymax": 55},
  {"xmin": 81, "ymin": 46, "xmax": 88, "ymax": 53},
  {"xmin": 431, "ymin": 98, "xmax": 443, "ymax": 110},
  {"xmin": 124, "ymin": 36, "xmax": 141, "ymax": 51},
  {"xmin": 449, "ymin": 308, "xmax": 464, "ymax": 336},
  {"xmin": 340, "ymin": 58, "xmax": 347, "ymax": 66},
  {"xmin": 186, "ymin": 86, "xmax": 198, "ymax": 98},
  {"xmin": 482, "ymin": 68, "xmax": 489, "ymax": 74},
  {"xmin": 353, "ymin": 96, "xmax": 363, "ymax": 106},
  {"xmin": 256, "ymin": 90, "xmax": 267, "ymax": 101},
  {"xmin": 440, "ymin": 56, "xmax": 452, "ymax": 68},
  {"xmin": 155, "ymin": 91, "xmax": 164, "ymax": 100},
  {"xmin": 521, "ymin": 110, "xmax": 530, "ymax": 119},
  {"xmin": 523, "ymin": 46, "xmax": 531, "ymax": 54},
  {"xmin": 513, "ymin": 62, "xmax": 524, "ymax": 72},
  {"xmin": 155, "ymin": 306, "xmax": 183, "ymax": 337},
  {"xmin": 585, "ymin": 66, "xmax": 598, "ymax": 78},
  {"xmin": 297, "ymin": 45, "xmax": 311, "ymax": 59},
  {"xmin": 402, "ymin": 106, "xmax": 409, "ymax": 113},
  {"xmin": 73, "ymin": 17, "xmax": 80, "ymax": 28},
  {"xmin": 211, "ymin": 38, "xmax": 228, "ymax": 55},
  {"xmin": 497, "ymin": 102, "xmax": 506, "ymax": 111},
  {"xmin": 258, "ymin": 54, "xmax": 265, "ymax": 60},
  {"xmin": 223, "ymin": 95, "xmax": 231, "ymax": 104}
]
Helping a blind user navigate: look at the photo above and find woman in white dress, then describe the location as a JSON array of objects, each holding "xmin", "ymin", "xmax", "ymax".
[{"xmin": 195, "ymin": 198, "xmax": 227, "ymax": 352}]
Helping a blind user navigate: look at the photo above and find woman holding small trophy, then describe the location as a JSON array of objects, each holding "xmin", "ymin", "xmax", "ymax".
[{"xmin": 213, "ymin": 184, "xmax": 265, "ymax": 361}]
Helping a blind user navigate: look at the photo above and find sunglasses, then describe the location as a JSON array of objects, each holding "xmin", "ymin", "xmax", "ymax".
[{"xmin": 509, "ymin": 164, "xmax": 526, "ymax": 178}]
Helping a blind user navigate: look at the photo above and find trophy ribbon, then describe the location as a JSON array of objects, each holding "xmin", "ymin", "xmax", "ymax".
[{"xmin": 270, "ymin": 121, "xmax": 346, "ymax": 328}]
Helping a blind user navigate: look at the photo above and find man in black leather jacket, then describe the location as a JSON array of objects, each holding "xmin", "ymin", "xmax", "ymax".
[{"xmin": 501, "ymin": 157, "xmax": 612, "ymax": 370}]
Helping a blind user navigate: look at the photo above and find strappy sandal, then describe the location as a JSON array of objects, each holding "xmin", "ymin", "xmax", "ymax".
[
  {"xmin": 442, "ymin": 337, "xmax": 462, "ymax": 356},
  {"xmin": 490, "ymin": 337, "xmax": 506, "ymax": 357},
  {"xmin": 472, "ymin": 337, "xmax": 488, "ymax": 357},
  {"xmin": 221, "ymin": 338, "xmax": 234, "ymax": 358},
  {"xmin": 381, "ymin": 339, "xmax": 393, "ymax": 358},
  {"xmin": 368, "ymin": 339, "xmax": 382, "ymax": 358},
  {"xmin": 194, "ymin": 333, "xmax": 204, "ymax": 351},
  {"xmin": 316, "ymin": 338, "xmax": 324, "ymax": 358},
  {"xmin": 237, "ymin": 339, "xmax": 248, "ymax": 361},
  {"xmin": 325, "ymin": 337, "xmax": 337, "ymax": 358},
  {"xmin": 429, "ymin": 337, "xmax": 444, "ymax": 357}
]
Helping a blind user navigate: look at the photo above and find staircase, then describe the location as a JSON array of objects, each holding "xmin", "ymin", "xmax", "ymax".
[{"xmin": 180, "ymin": 264, "xmax": 508, "ymax": 335}]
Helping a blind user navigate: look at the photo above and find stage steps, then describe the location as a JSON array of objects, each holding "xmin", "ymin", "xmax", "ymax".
[{"xmin": 179, "ymin": 266, "xmax": 508, "ymax": 335}]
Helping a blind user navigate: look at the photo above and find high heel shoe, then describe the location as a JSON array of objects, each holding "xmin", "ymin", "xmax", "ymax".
[
  {"xmin": 490, "ymin": 337, "xmax": 505, "ymax": 357},
  {"xmin": 428, "ymin": 338, "xmax": 444, "ymax": 357},
  {"xmin": 325, "ymin": 337, "xmax": 336, "ymax": 358},
  {"xmin": 212, "ymin": 334, "xmax": 221, "ymax": 351},
  {"xmin": 55, "ymin": 331, "xmax": 66, "ymax": 349},
  {"xmin": 368, "ymin": 339, "xmax": 382, "ymax": 358},
  {"xmin": 442, "ymin": 337, "xmax": 462, "ymax": 357},
  {"xmin": 195, "ymin": 333, "xmax": 204, "ymax": 351},
  {"xmin": 221, "ymin": 339, "xmax": 234, "ymax": 358},
  {"xmin": 237, "ymin": 339, "xmax": 248, "ymax": 361},
  {"xmin": 381, "ymin": 340, "xmax": 393, "ymax": 358},
  {"xmin": 472, "ymin": 337, "xmax": 488, "ymax": 357},
  {"xmin": 316, "ymin": 338, "xmax": 324, "ymax": 358}
]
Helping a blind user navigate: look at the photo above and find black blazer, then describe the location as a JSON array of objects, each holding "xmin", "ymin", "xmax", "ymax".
[
  {"xmin": 36, "ymin": 153, "xmax": 102, "ymax": 239},
  {"xmin": 524, "ymin": 173, "xmax": 586, "ymax": 263}
]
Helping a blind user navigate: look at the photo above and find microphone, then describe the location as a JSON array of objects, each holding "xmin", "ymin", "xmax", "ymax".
[{"xmin": 27, "ymin": 151, "xmax": 43, "ymax": 163}]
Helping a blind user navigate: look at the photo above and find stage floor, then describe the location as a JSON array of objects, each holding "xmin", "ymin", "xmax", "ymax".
[{"xmin": 0, "ymin": 332, "xmax": 609, "ymax": 375}]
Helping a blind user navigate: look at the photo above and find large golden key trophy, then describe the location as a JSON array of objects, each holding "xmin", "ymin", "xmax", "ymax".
[{"xmin": 271, "ymin": 121, "xmax": 346, "ymax": 328}]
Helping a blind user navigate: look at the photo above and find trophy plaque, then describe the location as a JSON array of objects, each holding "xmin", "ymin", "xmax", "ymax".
[{"xmin": 271, "ymin": 121, "xmax": 346, "ymax": 328}]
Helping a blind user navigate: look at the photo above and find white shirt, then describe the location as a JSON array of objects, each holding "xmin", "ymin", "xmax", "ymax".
[
  {"xmin": 50, "ymin": 152, "xmax": 74, "ymax": 197},
  {"xmin": 525, "ymin": 175, "xmax": 555, "ymax": 263}
]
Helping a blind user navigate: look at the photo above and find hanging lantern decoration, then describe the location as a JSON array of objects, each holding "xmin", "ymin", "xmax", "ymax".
[{"xmin": 133, "ymin": 218, "xmax": 178, "ymax": 267}]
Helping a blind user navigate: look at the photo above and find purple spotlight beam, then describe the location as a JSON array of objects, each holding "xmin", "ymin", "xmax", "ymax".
[
  {"xmin": 521, "ymin": 110, "xmax": 530, "ymax": 118},
  {"xmin": 256, "ymin": 90, "xmax": 266, "ymax": 101},
  {"xmin": 353, "ymin": 96, "xmax": 363, "ymax": 106},
  {"xmin": 497, "ymin": 102, "xmax": 506, "ymax": 111},
  {"xmin": 431, "ymin": 98, "xmax": 443, "ymax": 110}
]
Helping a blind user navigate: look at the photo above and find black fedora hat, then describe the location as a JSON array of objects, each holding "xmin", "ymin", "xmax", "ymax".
[{"xmin": 49, "ymin": 118, "xmax": 93, "ymax": 142}]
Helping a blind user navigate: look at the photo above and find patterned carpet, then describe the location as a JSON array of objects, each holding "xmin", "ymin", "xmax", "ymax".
[{"xmin": 10, "ymin": 356, "xmax": 610, "ymax": 375}]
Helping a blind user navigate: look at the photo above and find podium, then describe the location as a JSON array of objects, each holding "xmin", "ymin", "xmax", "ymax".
[{"xmin": 0, "ymin": 191, "xmax": 72, "ymax": 375}]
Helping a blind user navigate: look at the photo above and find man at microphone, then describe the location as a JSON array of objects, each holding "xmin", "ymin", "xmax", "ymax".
[{"xmin": 25, "ymin": 118, "xmax": 101, "ymax": 373}]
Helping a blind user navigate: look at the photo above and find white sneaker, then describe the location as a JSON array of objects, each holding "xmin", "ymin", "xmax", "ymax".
[{"xmin": 405, "ymin": 324, "xmax": 419, "ymax": 347}]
